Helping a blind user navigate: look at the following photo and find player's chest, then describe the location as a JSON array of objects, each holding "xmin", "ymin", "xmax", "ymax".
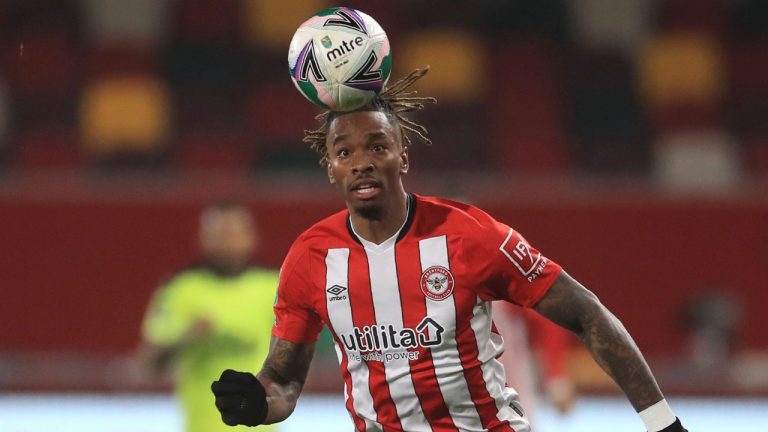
[{"xmin": 310, "ymin": 235, "xmax": 480, "ymax": 330}]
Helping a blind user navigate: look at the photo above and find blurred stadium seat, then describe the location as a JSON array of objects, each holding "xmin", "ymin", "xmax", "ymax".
[
  {"xmin": 728, "ymin": 0, "xmax": 768, "ymax": 39},
  {"xmin": 398, "ymin": 0, "xmax": 476, "ymax": 32},
  {"xmin": 80, "ymin": 0, "xmax": 169, "ymax": 45},
  {"xmin": 245, "ymin": 85, "xmax": 316, "ymax": 143},
  {"xmin": 242, "ymin": 0, "xmax": 327, "ymax": 49},
  {"xmin": 6, "ymin": 30, "xmax": 79, "ymax": 98},
  {"xmin": 653, "ymin": 130, "xmax": 743, "ymax": 191},
  {"xmin": 85, "ymin": 44, "xmax": 158, "ymax": 78},
  {"xmin": 639, "ymin": 32, "xmax": 725, "ymax": 109},
  {"xmin": 569, "ymin": 0, "xmax": 653, "ymax": 53},
  {"xmin": 410, "ymin": 103, "xmax": 489, "ymax": 171},
  {"xmin": 657, "ymin": 0, "xmax": 728, "ymax": 35},
  {"xmin": 726, "ymin": 42, "xmax": 768, "ymax": 139},
  {"xmin": 246, "ymin": 85, "xmax": 322, "ymax": 170},
  {"xmin": 0, "ymin": 0, "xmax": 762, "ymax": 177},
  {"xmin": 165, "ymin": 41, "xmax": 249, "ymax": 136},
  {"xmin": 472, "ymin": 0, "xmax": 571, "ymax": 44},
  {"xmin": 165, "ymin": 42, "xmax": 248, "ymax": 90},
  {"xmin": 489, "ymin": 39, "xmax": 568, "ymax": 172},
  {"xmin": 397, "ymin": 30, "xmax": 486, "ymax": 102},
  {"xmin": 170, "ymin": 0, "xmax": 240, "ymax": 43},
  {"xmin": 5, "ymin": 29, "xmax": 80, "ymax": 144},
  {"xmin": 568, "ymin": 50, "xmax": 649, "ymax": 173},
  {"xmin": 639, "ymin": 30, "xmax": 728, "ymax": 155},
  {"xmin": 0, "ymin": 0, "xmax": 81, "ymax": 37},
  {"xmin": 80, "ymin": 76, "xmax": 171, "ymax": 164}
]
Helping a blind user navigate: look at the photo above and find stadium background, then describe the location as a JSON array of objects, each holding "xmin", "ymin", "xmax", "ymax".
[{"xmin": 0, "ymin": 0, "xmax": 767, "ymax": 430}]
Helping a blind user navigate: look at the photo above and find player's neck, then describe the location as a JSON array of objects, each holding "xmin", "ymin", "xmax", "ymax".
[{"xmin": 349, "ymin": 192, "xmax": 409, "ymax": 245}]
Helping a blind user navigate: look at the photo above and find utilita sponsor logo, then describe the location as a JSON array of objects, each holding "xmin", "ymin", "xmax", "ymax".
[
  {"xmin": 340, "ymin": 317, "xmax": 444, "ymax": 352},
  {"xmin": 342, "ymin": 317, "xmax": 445, "ymax": 363}
]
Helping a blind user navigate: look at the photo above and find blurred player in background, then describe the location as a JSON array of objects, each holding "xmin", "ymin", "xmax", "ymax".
[
  {"xmin": 211, "ymin": 69, "xmax": 688, "ymax": 432},
  {"xmin": 493, "ymin": 303, "xmax": 576, "ymax": 426},
  {"xmin": 140, "ymin": 202, "xmax": 278, "ymax": 432}
]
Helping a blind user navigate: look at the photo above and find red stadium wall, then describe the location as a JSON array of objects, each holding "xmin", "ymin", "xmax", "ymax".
[{"xmin": 1, "ymin": 194, "xmax": 766, "ymax": 357}]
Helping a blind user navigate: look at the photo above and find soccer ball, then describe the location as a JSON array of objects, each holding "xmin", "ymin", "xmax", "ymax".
[{"xmin": 288, "ymin": 7, "xmax": 392, "ymax": 112}]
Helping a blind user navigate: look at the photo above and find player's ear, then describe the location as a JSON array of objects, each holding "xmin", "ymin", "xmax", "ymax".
[
  {"xmin": 399, "ymin": 146, "xmax": 409, "ymax": 175},
  {"xmin": 327, "ymin": 161, "xmax": 336, "ymax": 185}
]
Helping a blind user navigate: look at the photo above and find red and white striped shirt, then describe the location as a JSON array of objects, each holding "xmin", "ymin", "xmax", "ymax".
[{"xmin": 273, "ymin": 194, "xmax": 562, "ymax": 432}]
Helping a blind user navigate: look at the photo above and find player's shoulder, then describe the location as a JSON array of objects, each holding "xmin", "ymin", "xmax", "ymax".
[
  {"xmin": 243, "ymin": 265, "xmax": 280, "ymax": 277},
  {"xmin": 415, "ymin": 194, "xmax": 500, "ymax": 231},
  {"xmin": 293, "ymin": 208, "xmax": 349, "ymax": 247},
  {"xmin": 240, "ymin": 265, "xmax": 279, "ymax": 283},
  {"xmin": 282, "ymin": 208, "xmax": 350, "ymax": 264},
  {"xmin": 149, "ymin": 262, "xmax": 211, "ymax": 301},
  {"xmin": 162, "ymin": 262, "xmax": 211, "ymax": 285}
]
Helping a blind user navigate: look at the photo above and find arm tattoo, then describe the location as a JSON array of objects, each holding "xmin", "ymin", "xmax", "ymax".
[
  {"xmin": 256, "ymin": 336, "xmax": 316, "ymax": 423},
  {"xmin": 534, "ymin": 271, "xmax": 664, "ymax": 412},
  {"xmin": 260, "ymin": 337, "xmax": 315, "ymax": 387}
]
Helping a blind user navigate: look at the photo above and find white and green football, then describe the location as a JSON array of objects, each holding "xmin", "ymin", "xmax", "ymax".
[{"xmin": 288, "ymin": 7, "xmax": 392, "ymax": 112}]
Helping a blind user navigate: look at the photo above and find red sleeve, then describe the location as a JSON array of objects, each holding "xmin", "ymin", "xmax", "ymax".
[
  {"xmin": 272, "ymin": 243, "xmax": 324, "ymax": 343},
  {"xmin": 467, "ymin": 210, "xmax": 562, "ymax": 307}
]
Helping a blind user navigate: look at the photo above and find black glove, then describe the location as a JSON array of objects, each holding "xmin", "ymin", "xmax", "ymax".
[
  {"xmin": 211, "ymin": 369, "xmax": 268, "ymax": 426},
  {"xmin": 657, "ymin": 418, "xmax": 688, "ymax": 432}
]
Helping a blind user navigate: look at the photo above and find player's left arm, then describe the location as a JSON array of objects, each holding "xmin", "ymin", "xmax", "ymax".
[
  {"xmin": 257, "ymin": 335, "xmax": 316, "ymax": 424},
  {"xmin": 211, "ymin": 335, "xmax": 316, "ymax": 426},
  {"xmin": 533, "ymin": 271, "xmax": 687, "ymax": 432}
]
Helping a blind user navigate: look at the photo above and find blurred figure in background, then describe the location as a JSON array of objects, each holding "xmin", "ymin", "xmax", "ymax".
[
  {"xmin": 494, "ymin": 303, "xmax": 576, "ymax": 427},
  {"xmin": 683, "ymin": 290, "xmax": 743, "ymax": 378},
  {"xmin": 140, "ymin": 201, "xmax": 279, "ymax": 432}
]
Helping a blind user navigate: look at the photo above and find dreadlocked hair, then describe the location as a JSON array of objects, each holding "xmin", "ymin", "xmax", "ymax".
[{"xmin": 303, "ymin": 66, "xmax": 437, "ymax": 166}]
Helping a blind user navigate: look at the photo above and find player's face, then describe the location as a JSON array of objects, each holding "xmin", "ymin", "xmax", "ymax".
[
  {"xmin": 325, "ymin": 111, "xmax": 409, "ymax": 219},
  {"xmin": 199, "ymin": 209, "xmax": 256, "ymax": 274}
]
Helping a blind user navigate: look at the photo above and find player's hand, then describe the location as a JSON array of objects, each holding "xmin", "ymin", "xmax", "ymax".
[
  {"xmin": 656, "ymin": 418, "xmax": 688, "ymax": 432},
  {"xmin": 211, "ymin": 369, "xmax": 268, "ymax": 426}
]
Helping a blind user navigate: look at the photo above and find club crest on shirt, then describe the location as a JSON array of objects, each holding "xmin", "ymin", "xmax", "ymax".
[{"xmin": 420, "ymin": 266, "xmax": 455, "ymax": 301}]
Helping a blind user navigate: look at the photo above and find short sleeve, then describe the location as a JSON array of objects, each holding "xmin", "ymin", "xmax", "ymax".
[
  {"xmin": 272, "ymin": 245, "xmax": 324, "ymax": 343},
  {"xmin": 467, "ymin": 212, "xmax": 562, "ymax": 307},
  {"xmin": 142, "ymin": 280, "xmax": 190, "ymax": 346}
]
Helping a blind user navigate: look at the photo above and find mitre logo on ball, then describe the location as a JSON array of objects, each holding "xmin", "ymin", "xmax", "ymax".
[
  {"xmin": 420, "ymin": 266, "xmax": 455, "ymax": 301},
  {"xmin": 288, "ymin": 7, "xmax": 392, "ymax": 112}
]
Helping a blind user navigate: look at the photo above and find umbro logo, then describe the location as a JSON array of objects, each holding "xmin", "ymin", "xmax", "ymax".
[
  {"xmin": 327, "ymin": 285, "xmax": 348, "ymax": 302},
  {"xmin": 327, "ymin": 285, "xmax": 347, "ymax": 295}
]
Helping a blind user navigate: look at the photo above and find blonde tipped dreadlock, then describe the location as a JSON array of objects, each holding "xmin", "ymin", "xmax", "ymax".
[{"xmin": 303, "ymin": 67, "xmax": 437, "ymax": 166}]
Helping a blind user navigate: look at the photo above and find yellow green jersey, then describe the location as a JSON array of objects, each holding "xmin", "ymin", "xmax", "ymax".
[{"xmin": 142, "ymin": 265, "xmax": 279, "ymax": 432}]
